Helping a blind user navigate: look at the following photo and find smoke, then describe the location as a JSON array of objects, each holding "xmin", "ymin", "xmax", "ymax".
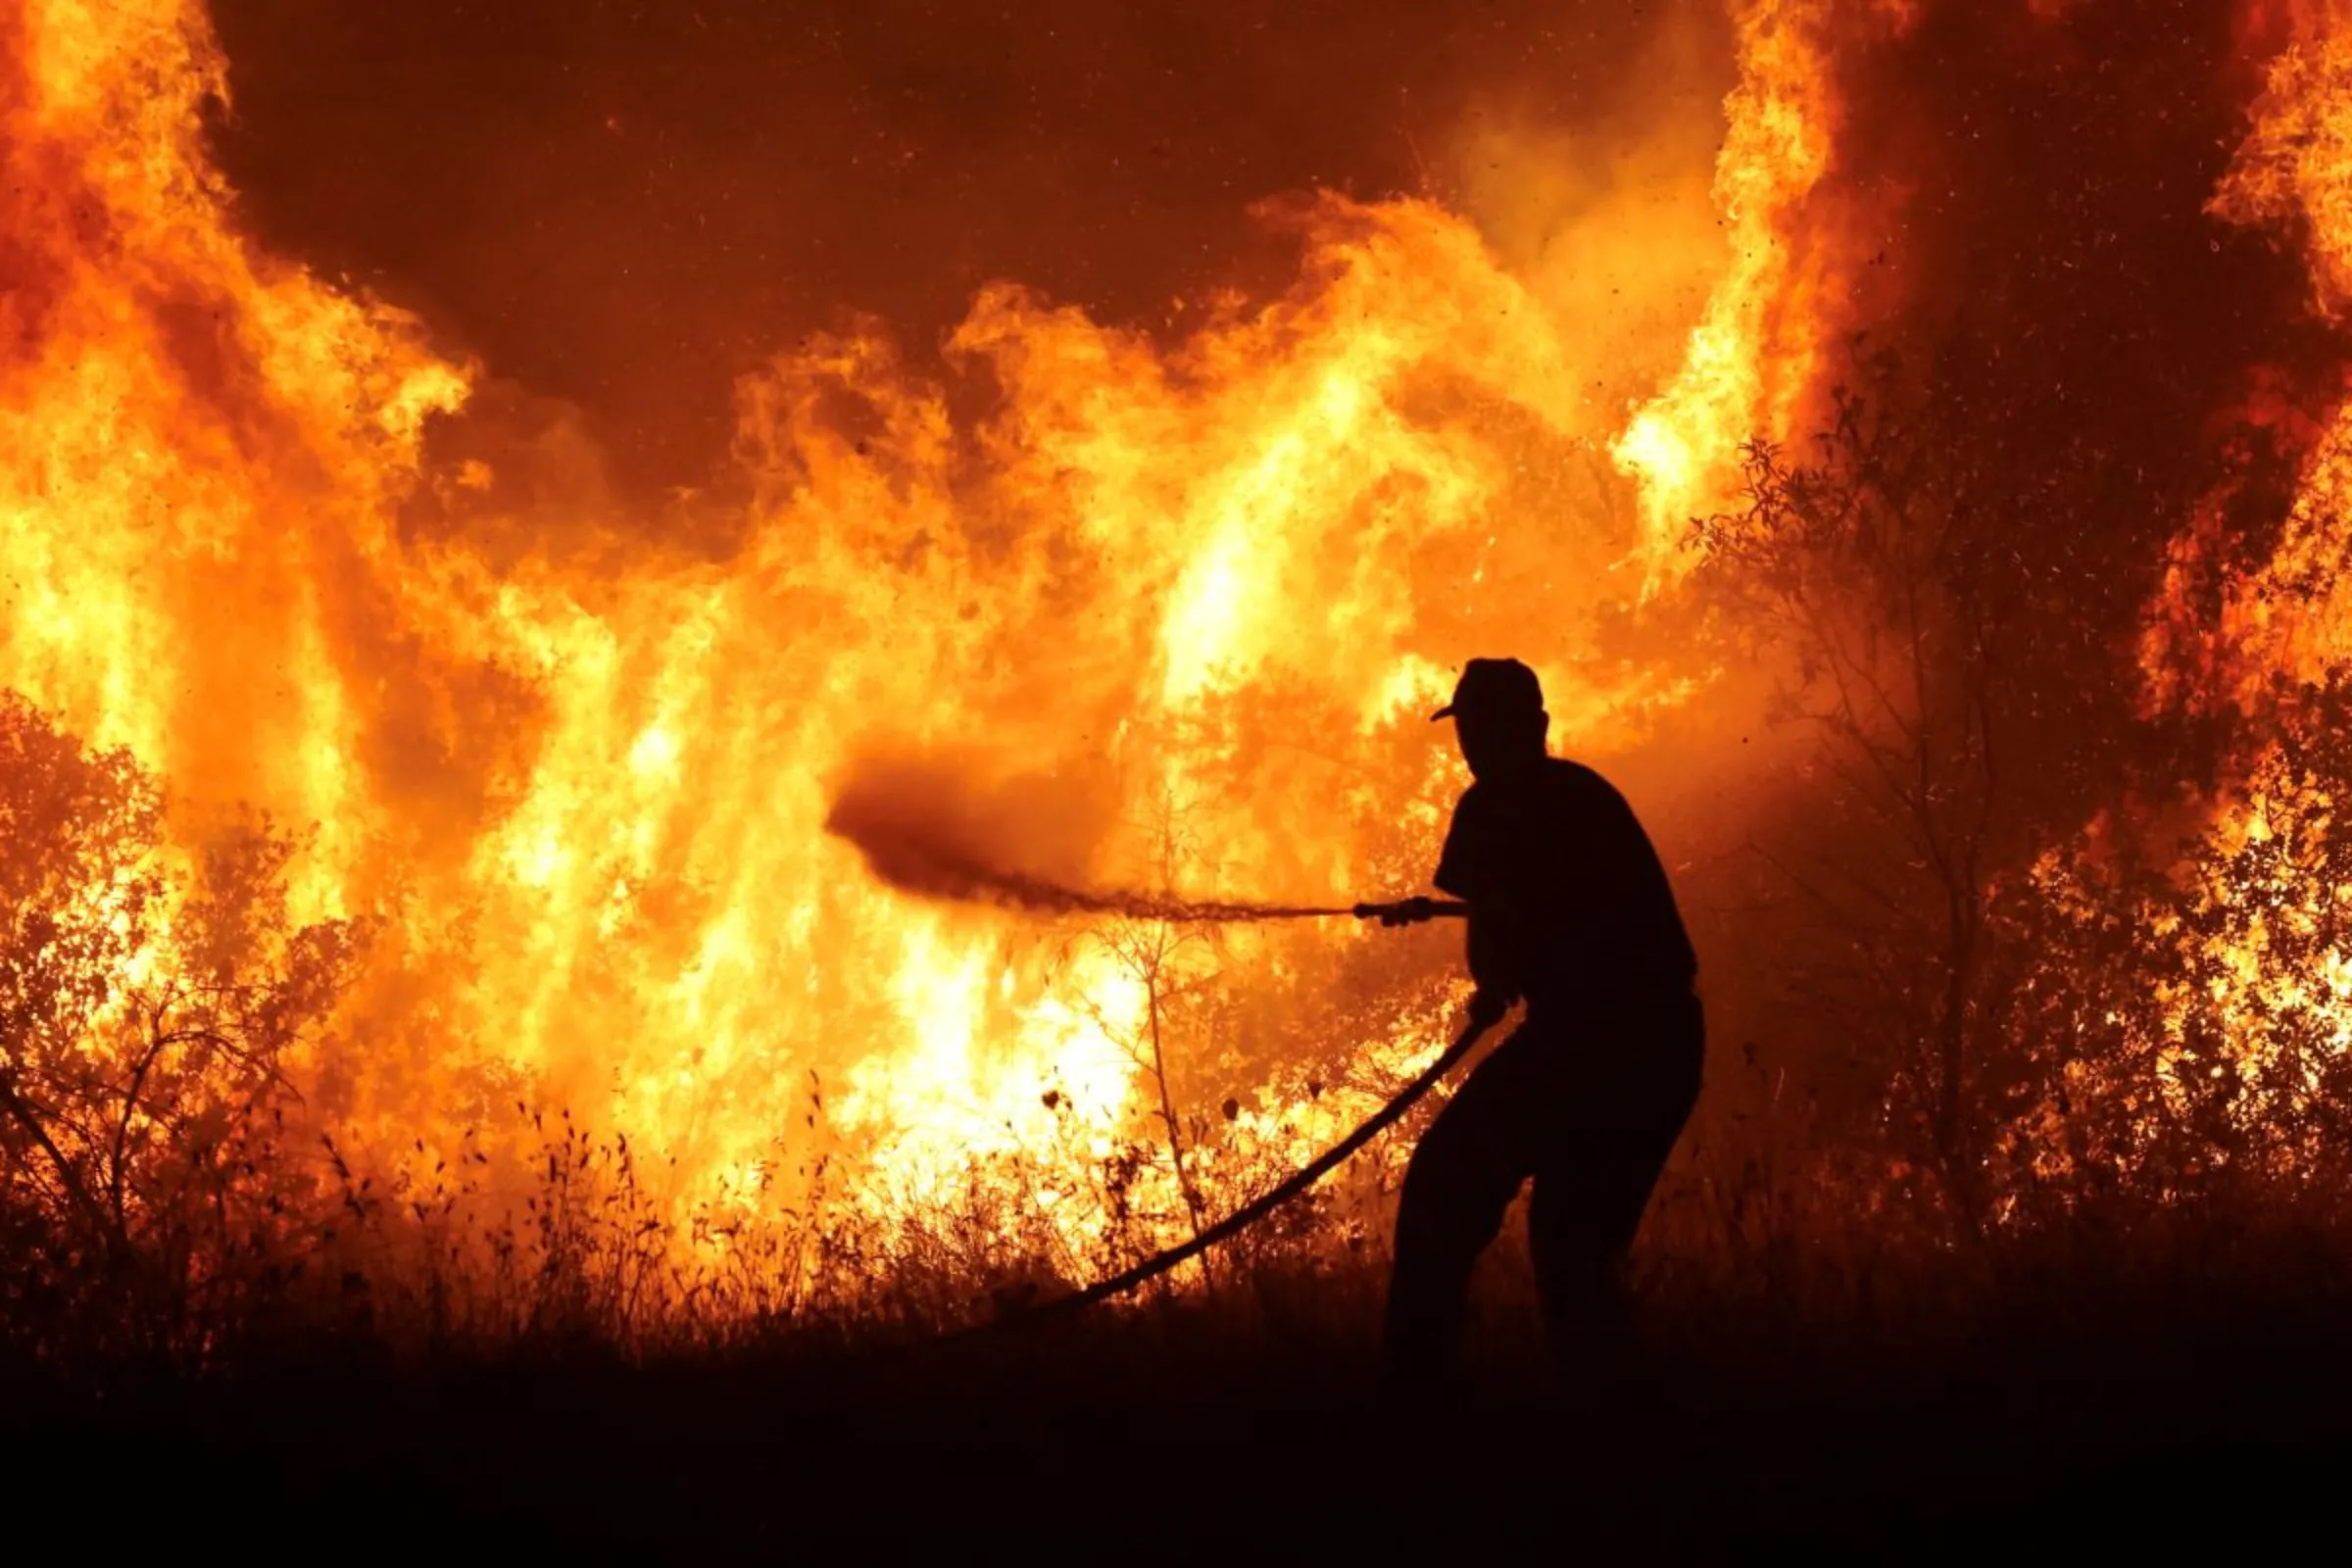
[
  {"xmin": 824, "ymin": 751, "xmax": 1353, "ymax": 923},
  {"xmin": 1443, "ymin": 0, "xmax": 1734, "ymax": 430}
]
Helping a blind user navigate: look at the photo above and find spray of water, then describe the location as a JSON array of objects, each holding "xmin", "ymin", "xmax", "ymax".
[{"xmin": 822, "ymin": 753, "xmax": 1356, "ymax": 923}]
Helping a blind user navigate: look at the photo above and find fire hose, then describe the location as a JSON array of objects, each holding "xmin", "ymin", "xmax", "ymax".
[{"xmin": 1007, "ymin": 897, "xmax": 1483, "ymax": 1323}]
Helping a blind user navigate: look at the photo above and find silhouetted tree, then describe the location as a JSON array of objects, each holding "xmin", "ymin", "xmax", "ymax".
[
  {"xmin": 0, "ymin": 691, "xmax": 359, "ymax": 1346},
  {"xmin": 1694, "ymin": 352, "xmax": 2047, "ymax": 1225},
  {"xmin": 1071, "ymin": 795, "xmax": 1228, "ymax": 1283}
]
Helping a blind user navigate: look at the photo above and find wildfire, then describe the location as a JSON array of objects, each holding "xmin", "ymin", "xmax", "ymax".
[
  {"xmin": 2, "ymin": 0, "xmax": 1809, "ymax": 1282},
  {"xmin": 2025, "ymin": 2, "xmax": 2352, "ymax": 1179},
  {"xmin": 29, "ymin": 0, "xmax": 2329, "ymax": 1300}
]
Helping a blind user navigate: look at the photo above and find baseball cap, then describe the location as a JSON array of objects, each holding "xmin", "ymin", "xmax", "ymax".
[{"xmin": 1430, "ymin": 657, "xmax": 1544, "ymax": 721}]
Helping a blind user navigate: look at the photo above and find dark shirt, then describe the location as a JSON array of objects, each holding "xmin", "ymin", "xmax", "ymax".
[{"xmin": 1433, "ymin": 757, "xmax": 1697, "ymax": 1009}]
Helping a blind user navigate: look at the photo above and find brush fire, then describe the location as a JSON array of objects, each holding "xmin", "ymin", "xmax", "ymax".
[{"xmin": 6, "ymin": 0, "xmax": 2352, "ymax": 1384}]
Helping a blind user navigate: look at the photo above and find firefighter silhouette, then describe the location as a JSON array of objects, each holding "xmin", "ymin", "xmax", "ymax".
[{"xmin": 1377, "ymin": 658, "xmax": 1703, "ymax": 1391}]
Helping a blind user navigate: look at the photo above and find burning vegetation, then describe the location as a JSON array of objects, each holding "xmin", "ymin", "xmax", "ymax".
[{"xmin": 11, "ymin": 0, "xmax": 2352, "ymax": 1447}]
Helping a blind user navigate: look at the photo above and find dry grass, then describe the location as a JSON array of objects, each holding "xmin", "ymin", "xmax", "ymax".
[
  {"xmin": 9, "ymin": 1081, "xmax": 2352, "ymax": 1553},
  {"xmin": 10, "ymin": 1189, "xmax": 2352, "ymax": 1553}
]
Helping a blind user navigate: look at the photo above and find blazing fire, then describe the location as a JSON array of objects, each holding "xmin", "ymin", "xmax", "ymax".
[
  {"xmin": 13, "ymin": 0, "xmax": 2352, "ymax": 1315},
  {"xmin": 1, "ymin": 0, "xmax": 1804, "ymax": 1281}
]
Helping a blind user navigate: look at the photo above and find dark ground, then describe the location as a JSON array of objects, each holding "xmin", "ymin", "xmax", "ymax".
[{"xmin": 9, "ymin": 1273, "xmax": 2350, "ymax": 1559}]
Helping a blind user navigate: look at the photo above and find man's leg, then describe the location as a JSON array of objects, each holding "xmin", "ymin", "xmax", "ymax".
[
  {"xmin": 1527, "ymin": 994, "xmax": 1703, "ymax": 1396},
  {"xmin": 1384, "ymin": 1034, "xmax": 1546, "ymax": 1394},
  {"xmin": 1526, "ymin": 1144, "xmax": 1657, "ymax": 1399}
]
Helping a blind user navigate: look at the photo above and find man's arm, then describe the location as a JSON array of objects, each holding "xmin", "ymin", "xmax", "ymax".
[
  {"xmin": 1461, "ymin": 902, "xmax": 1523, "ymax": 1025},
  {"xmin": 1434, "ymin": 790, "xmax": 1521, "ymax": 1026}
]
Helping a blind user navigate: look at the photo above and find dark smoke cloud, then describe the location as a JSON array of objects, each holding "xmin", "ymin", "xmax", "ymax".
[
  {"xmin": 824, "ymin": 751, "xmax": 1351, "ymax": 923},
  {"xmin": 1804, "ymin": 0, "xmax": 2331, "ymax": 833}
]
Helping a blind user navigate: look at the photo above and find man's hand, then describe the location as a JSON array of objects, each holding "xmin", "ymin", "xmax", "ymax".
[
  {"xmin": 1466, "ymin": 988, "xmax": 1513, "ymax": 1031},
  {"xmin": 1375, "ymin": 896, "xmax": 1438, "ymax": 928}
]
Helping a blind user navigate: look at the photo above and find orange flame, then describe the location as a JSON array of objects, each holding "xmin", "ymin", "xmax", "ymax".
[
  {"xmin": 2, "ymin": 0, "xmax": 1835, "ymax": 1271},
  {"xmin": 2093, "ymin": 6, "xmax": 2352, "ymax": 1156},
  {"xmin": 1611, "ymin": 0, "xmax": 1907, "ymax": 580}
]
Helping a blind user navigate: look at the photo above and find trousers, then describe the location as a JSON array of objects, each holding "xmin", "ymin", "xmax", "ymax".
[{"xmin": 1384, "ymin": 987, "xmax": 1703, "ymax": 1388}]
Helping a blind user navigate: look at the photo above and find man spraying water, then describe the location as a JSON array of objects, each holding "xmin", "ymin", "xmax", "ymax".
[
  {"xmin": 1378, "ymin": 658, "xmax": 1703, "ymax": 1394},
  {"xmin": 823, "ymin": 659, "xmax": 1698, "ymax": 1361}
]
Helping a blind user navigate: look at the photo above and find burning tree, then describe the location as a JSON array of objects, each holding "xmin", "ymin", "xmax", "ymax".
[
  {"xmin": 1997, "ymin": 733, "xmax": 2352, "ymax": 1202},
  {"xmin": 1694, "ymin": 310, "xmax": 2352, "ymax": 1224},
  {"xmin": 0, "ymin": 692, "xmax": 360, "ymax": 1354}
]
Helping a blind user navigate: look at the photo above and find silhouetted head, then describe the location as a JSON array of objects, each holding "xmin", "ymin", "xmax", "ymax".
[{"xmin": 1430, "ymin": 657, "xmax": 1548, "ymax": 782}]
